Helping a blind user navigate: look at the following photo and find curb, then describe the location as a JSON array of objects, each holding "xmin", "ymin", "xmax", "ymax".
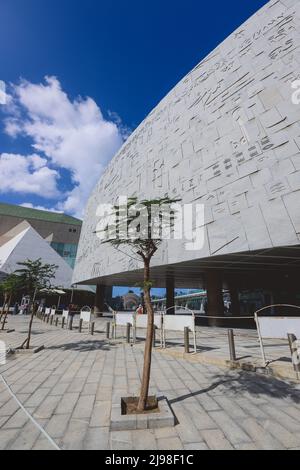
[{"xmin": 155, "ymin": 347, "xmax": 299, "ymax": 383}]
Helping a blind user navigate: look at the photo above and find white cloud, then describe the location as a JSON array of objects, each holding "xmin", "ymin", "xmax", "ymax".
[
  {"xmin": 0, "ymin": 153, "xmax": 59, "ymax": 197},
  {"xmin": 20, "ymin": 203, "xmax": 63, "ymax": 214},
  {"xmin": 4, "ymin": 76, "xmax": 125, "ymax": 216},
  {"xmin": 0, "ymin": 80, "xmax": 7, "ymax": 105}
]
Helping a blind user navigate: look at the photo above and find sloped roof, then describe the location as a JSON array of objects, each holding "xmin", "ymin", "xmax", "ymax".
[
  {"xmin": 0, "ymin": 202, "xmax": 82, "ymax": 226},
  {"xmin": 0, "ymin": 226, "xmax": 73, "ymax": 288},
  {"xmin": 0, "ymin": 228, "xmax": 30, "ymax": 269}
]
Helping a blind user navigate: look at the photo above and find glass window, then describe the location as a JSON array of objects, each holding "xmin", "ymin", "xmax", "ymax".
[{"xmin": 50, "ymin": 242, "xmax": 78, "ymax": 269}]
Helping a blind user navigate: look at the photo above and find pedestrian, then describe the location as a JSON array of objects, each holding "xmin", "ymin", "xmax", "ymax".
[
  {"xmin": 68, "ymin": 303, "xmax": 77, "ymax": 319},
  {"xmin": 136, "ymin": 304, "xmax": 144, "ymax": 315},
  {"xmin": 13, "ymin": 302, "xmax": 19, "ymax": 316}
]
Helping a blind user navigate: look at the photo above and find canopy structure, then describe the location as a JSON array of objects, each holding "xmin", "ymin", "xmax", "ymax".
[
  {"xmin": 39, "ymin": 288, "xmax": 66, "ymax": 296},
  {"xmin": 38, "ymin": 288, "xmax": 67, "ymax": 309}
]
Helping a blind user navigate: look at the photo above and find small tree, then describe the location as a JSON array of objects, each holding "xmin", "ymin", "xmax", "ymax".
[
  {"xmin": 15, "ymin": 259, "xmax": 58, "ymax": 349},
  {"xmin": 98, "ymin": 196, "xmax": 180, "ymax": 412},
  {"xmin": 0, "ymin": 274, "xmax": 22, "ymax": 330}
]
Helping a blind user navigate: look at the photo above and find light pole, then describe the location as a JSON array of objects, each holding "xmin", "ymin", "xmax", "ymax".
[{"xmin": 71, "ymin": 284, "xmax": 77, "ymax": 304}]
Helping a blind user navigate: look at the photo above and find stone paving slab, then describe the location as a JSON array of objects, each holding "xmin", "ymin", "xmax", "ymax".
[
  {"xmin": 5, "ymin": 315, "xmax": 295, "ymax": 380},
  {"xmin": 132, "ymin": 321, "xmax": 297, "ymax": 381},
  {"xmin": 0, "ymin": 316, "xmax": 300, "ymax": 450}
]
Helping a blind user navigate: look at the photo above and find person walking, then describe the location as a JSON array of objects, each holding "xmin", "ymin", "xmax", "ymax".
[
  {"xmin": 13, "ymin": 302, "xmax": 19, "ymax": 316},
  {"xmin": 136, "ymin": 304, "xmax": 144, "ymax": 315}
]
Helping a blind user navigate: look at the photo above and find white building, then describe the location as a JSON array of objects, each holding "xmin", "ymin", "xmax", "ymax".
[
  {"xmin": 74, "ymin": 0, "xmax": 300, "ymax": 321},
  {"xmin": 0, "ymin": 224, "xmax": 73, "ymax": 288}
]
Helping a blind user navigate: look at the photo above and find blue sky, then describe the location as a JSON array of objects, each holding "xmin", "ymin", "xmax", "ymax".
[
  {"xmin": 0, "ymin": 0, "xmax": 268, "ymax": 216},
  {"xmin": 0, "ymin": 0, "xmax": 268, "ymax": 296}
]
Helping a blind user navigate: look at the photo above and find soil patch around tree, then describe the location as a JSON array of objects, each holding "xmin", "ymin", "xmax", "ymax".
[{"xmin": 121, "ymin": 396, "xmax": 160, "ymax": 415}]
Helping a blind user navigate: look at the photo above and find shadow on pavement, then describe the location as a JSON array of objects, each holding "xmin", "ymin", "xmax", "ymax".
[
  {"xmin": 46, "ymin": 340, "xmax": 112, "ymax": 352},
  {"xmin": 169, "ymin": 370, "xmax": 300, "ymax": 405}
]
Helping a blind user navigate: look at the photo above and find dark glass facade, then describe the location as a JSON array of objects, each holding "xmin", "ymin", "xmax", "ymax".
[{"xmin": 51, "ymin": 242, "xmax": 78, "ymax": 269}]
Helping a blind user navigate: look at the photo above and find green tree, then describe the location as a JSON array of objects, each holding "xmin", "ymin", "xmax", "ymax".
[
  {"xmin": 15, "ymin": 259, "xmax": 58, "ymax": 349},
  {"xmin": 98, "ymin": 196, "xmax": 180, "ymax": 412},
  {"xmin": 0, "ymin": 274, "xmax": 22, "ymax": 330}
]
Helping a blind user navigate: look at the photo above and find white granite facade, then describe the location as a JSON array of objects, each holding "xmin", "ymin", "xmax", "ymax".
[{"xmin": 73, "ymin": 0, "xmax": 300, "ymax": 285}]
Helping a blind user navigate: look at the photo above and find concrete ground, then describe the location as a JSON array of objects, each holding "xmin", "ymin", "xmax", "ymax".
[
  {"xmin": 155, "ymin": 324, "xmax": 297, "ymax": 381},
  {"xmin": 0, "ymin": 315, "xmax": 300, "ymax": 450}
]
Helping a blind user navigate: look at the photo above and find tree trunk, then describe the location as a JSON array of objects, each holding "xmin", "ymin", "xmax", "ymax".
[
  {"xmin": 22, "ymin": 287, "xmax": 39, "ymax": 350},
  {"xmin": 19, "ymin": 297, "xmax": 33, "ymax": 350},
  {"xmin": 0, "ymin": 293, "xmax": 8, "ymax": 323},
  {"xmin": 1, "ymin": 294, "xmax": 11, "ymax": 331},
  {"xmin": 24, "ymin": 302, "xmax": 35, "ymax": 350},
  {"xmin": 24, "ymin": 311, "xmax": 34, "ymax": 350},
  {"xmin": 137, "ymin": 259, "xmax": 154, "ymax": 412}
]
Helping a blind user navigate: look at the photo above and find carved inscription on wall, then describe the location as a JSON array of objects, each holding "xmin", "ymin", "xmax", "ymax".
[{"xmin": 74, "ymin": 0, "xmax": 300, "ymax": 284}]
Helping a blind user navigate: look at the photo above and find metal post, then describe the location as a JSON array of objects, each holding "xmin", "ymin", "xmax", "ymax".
[
  {"xmin": 126, "ymin": 323, "xmax": 131, "ymax": 344},
  {"xmin": 152, "ymin": 327, "xmax": 156, "ymax": 348},
  {"xmin": 79, "ymin": 319, "xmax": 83, "ymax": 333},
  {"xmin": 91, "ymin": 322, "xmax": 95, "ymax": 336},
  {"xmin": 184, "ymin": 327, "xmax": 190, "ymax": 354},
  {"xmin": 288, "ymin": 333, "xmax": 300, "ymax": 380},
  {"xmin": 71, "ymin": 288, "xmax": 74, "ymax": 303},
  {"xmin": 69, "ymin": 316, "xmax": 73, "ymax": 331},
  {"xmin": 228, "ymin": 329, "xmax": 236, "ymax": 362},
  {"xmin": 62, "ymin": 317, "xmax": 65, "ymax": 329},
  {"xmin": 106, "ymin": 322, "xmax": 110, "ymax": 339},
  {"xmin": 255, "ymin": 313, "xmax": 267, "ymax": 367}
]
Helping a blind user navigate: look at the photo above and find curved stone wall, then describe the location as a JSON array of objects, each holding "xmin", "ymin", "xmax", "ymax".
[{"xmin": 73, "ymin": 0, "xmax": 300, "ymax": 285}]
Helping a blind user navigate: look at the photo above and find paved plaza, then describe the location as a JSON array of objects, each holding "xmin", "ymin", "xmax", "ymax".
[{"xmin": 0, "ymin": 316, "xmax": 300, "ymax": 450}]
